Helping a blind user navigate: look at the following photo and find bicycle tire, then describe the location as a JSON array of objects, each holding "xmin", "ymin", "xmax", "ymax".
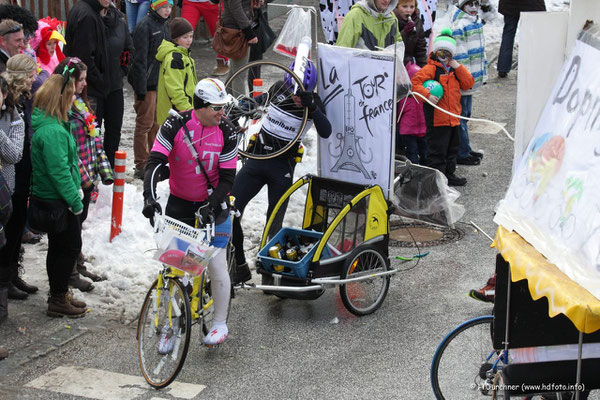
[
  {"xmin": 137, "ymin": 277, "xmax": 192, "ymax": 389},
  {"xmin": 431, "ymin": 315, "xmax": 495, "ymax": 400},
  {"xmin": 224, "ymin": 60, "xmax": 308, "ymax": 160},
  {"xmin": 339, "ymin": 245, "xmax": 390, "ymax": 316}
]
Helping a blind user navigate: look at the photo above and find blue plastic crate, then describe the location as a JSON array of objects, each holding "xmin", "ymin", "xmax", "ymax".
[{"xmin": 258, "ymin": 228, "xmax": 332, "ymax": 278}]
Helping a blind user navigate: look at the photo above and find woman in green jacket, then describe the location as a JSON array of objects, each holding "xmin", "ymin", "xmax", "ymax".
[
  {"xmin": 155, "ymin": 17, "xmax": 197, "ymax": 125},
  {"xmin": 31, "ymin": 72, "xmax": 86, "ymax": 318}
]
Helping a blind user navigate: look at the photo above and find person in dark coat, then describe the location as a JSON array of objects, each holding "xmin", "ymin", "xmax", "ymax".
[
  {"xmin": 64, "ymin": 0, "xmax": 110, "ymax": 116},
  {"xmin": 394, "ymin": 0, "xmax": 428, "ymax": 67},
  {"xmin": 497, "ymin": 0, "xmax": 546, "ymax": 77},
  {"xmin": 99, "ymin": 3, "xmax": 134, "ymax": 167},
  {"xmin": 128, "ymin": 0, "xmax": 172, "ymax": 179}
]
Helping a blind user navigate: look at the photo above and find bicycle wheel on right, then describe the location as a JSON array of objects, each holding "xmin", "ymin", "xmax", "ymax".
[
  {"xmin": 431, "ymin": 315, "xmax": 496, "ymax": 399},
  {"xmin": 224, "ymin": 61, "xmax": 308, "ymax": 160},
  {"xmin": 137, "ymin": 276, "xmax": 192, "ymax": 389}
]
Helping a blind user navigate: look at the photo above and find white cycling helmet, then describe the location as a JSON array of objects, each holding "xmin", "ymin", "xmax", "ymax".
[{"xmin": 193, "ymin": 78, "xmax": 232, "ymax": 108}]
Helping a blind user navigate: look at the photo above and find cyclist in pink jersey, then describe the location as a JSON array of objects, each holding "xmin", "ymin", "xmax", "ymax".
[{"xmin": 142, "ymin": 77, "xmax": 237, "ymax": 346}]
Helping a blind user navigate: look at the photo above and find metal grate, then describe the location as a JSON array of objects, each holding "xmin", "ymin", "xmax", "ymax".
[{"xmin": 389, "ymin": 220, "xmax": 464, "ymax": 248}]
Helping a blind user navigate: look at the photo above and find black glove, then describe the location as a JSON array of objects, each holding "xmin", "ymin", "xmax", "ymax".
[
  {"xmin": 298, "ymin": 91, "xmax": 317, "ymax": 113},
  {"xmin": 195, "ymin": 201, "xmax": 215, "ymax": 227},
  {"xmin": 142, "ymin": 198, "xmax": 161, "ymax": 225}
]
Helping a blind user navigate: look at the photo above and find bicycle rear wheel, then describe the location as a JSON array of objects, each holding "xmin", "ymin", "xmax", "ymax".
[
  {"xmin": 137, "ymin": 277, "xmax": 192, "ymax": 388},
  {"xmin": 224, "ymin": 61, "xmax": 307, "ymax": 160},
  {"xmin": 431, "ymin": 315, "xmax": 495, "ymax": 399}
]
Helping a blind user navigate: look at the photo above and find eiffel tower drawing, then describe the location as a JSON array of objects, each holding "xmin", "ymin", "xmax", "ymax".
[{"xmin": 330, "ymin": 71, "xmax": 371, "ymax": 180}]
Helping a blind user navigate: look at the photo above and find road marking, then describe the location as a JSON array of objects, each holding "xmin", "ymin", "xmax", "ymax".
[
  {"xmin": 469, "ymin": 120, "xmax": 506, "ymax": 135},
  {"xmin": 25, "ymin": 366, "xmax": 205, "ymax": 399}
]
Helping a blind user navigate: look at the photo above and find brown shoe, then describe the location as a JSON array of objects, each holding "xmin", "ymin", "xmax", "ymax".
[
  {"xmin": 69, "ymin": 265, "xmax": 94, "ymax": 292},
  {"xmin": 77, "ymin": 265, "xmax": 103, "ymax": 282},
  {"xmin": 66, "ymin": 290, "xmax": 87, "ymax": 309},
  {"xmin": 0, "ymin": 346, "xmax": 7, "ymax": 360},
  {"xmin": 12, "ymin": 275, "xmax": 38, "ymax": 294},
  {"xmin": 212, "ymin": 59, "xmax": 229, "ymax": 76},
  {"xmin": 47, "ymin": 293, "xmax": 86, "ymax": 318}
]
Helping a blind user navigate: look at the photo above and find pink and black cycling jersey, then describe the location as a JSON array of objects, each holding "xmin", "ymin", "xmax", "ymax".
[{"xmin": 151, "ymin": 110, "xmax": 238, "ymax": 202}]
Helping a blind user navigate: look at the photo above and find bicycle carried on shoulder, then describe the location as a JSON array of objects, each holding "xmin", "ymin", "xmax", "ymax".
[{"xmin": 136, "ymin": 213, "xmax": 235, "ymax": 389}]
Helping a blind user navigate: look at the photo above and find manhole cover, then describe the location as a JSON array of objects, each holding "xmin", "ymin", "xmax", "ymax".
[{"xmin": 389, "ymin": 220, "xmax": 463, "ymax": 247}]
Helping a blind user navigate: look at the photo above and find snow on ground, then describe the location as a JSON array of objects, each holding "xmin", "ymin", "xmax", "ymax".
[{"xmin": 21, "ymin": 0, "xmax": 571, "ymax": 323}]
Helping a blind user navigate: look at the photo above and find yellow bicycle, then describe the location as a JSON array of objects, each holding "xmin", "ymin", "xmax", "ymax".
[{"xmin": 136, "ymin": 213, "xmax": 235, "ymax": 389}]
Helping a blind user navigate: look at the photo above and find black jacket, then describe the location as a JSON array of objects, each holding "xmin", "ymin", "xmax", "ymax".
[
  {"xmin": 396, "ymin": 9, "xmax": 428, "ymax": 67},
  {"xmin": 64, "ymin": 0, "xmax": 110, "ymax": 99},
  {"xmin": 103, "ymin": 4, "xmax": 134, "ymax": 93},
  {"xmin": 128, "ymin": 8, "xmax": 170, "ymax": 97},
  {"xmin": 498, "ymin": 0, "xmax": 546, "ymax": 16}
]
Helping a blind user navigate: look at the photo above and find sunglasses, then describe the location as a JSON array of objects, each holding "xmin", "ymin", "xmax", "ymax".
[
  {"xmin": 207, "ymin": 104, "xmax": 226, "ymax": 112},
  {"xmin": 0, "ymin": 24, "xmax": 22, "ymax": 36}
]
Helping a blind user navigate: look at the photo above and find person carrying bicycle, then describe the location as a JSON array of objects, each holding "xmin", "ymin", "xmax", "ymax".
[
  {"xmin": 142, "ymin": 77, "xmax": 237, "ymax": 346},
  {"xmin": 230, "ymin": 60, "xmax": 332, "ymax": 284}
]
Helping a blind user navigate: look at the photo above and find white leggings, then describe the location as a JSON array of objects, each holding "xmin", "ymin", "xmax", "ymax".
[{"xmin": 207, "ymin": 249, "xmax": 230, "ymax": 324}]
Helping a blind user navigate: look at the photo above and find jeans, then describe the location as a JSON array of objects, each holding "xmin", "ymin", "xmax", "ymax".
[
  {"xmin": 402, "ymin": 135, "xmax": 428, "ymax": 164},
  {"xmin": 125, "ymin": 0, "xmax": 150, "ymax": 33},
  {"xmin": 458, "ymin": 95, "xmax": 472, "ymax": 160},
  {"xmin": 498, "ymin": 14, "xmax": 520, "ymax": 74},
  {"xmin": 91, "ymin": 90, "xmax": 125, "ymax": 168},
  {"xmin": 230, "ymin": 157, "xmax": 295, "ymax": 264},
  {"xmin": 0, "ymin": 191, "xmax": 28, "ymax": 283},
  {"xmin": 47, "ymin": 211, "xmax": 82, "ymax": 294}
]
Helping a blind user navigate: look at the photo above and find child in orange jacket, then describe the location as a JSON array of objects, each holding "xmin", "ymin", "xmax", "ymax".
[{"xmin": 411, "ymin": 28, "xmax": 474, "ymax": 186}]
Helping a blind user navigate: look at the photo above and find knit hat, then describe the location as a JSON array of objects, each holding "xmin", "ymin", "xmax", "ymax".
[
  {"xmin": 169, "ymin": 17, "xmax": 193, "ymax": 40},
  {"xmin": 432, "ymin": 28, "xmax": 456, "ymax": 57},
  {"xmin": 151, "ymin": 0, "xmax": 174, "ymax": 11}
]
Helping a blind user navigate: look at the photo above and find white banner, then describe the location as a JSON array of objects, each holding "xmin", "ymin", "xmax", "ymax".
[
  {"xmin": 317, "ymin": 44, "xmax": 396, "ymax": 199},
  {"xmin": 495, "ymin": 39, "xmax": 600, "ymax": 299}
]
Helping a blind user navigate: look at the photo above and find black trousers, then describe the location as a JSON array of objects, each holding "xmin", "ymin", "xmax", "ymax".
[
  {"xmin": 46, "ymin": 211, "xmax": 82, "ymax": 294},
  {"xmin": 91, "ymin": 89, "xmax": 125, "ymax": 168},
  {"xmin": 424, "ymin": 125, "xmax": 459, "ymax": 176},
  {"xmin": 0, "ymin": 191, "xmax": 28, "ymax": 283},
  {"xmin": 230, "ymin": 157, "xmax": 295, "ymax": 265}
]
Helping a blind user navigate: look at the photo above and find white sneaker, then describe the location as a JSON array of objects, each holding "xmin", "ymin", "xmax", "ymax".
[
  {"xmin": 157, "ymin": 319, "xmax": 178, "ymax": 354},
  {"xmin": 204, "ymin": 323, "xmax": 228, "ymax": 346}
]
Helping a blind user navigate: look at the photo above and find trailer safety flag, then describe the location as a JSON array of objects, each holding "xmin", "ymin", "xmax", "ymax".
[
  {"xmin": 494, "ymin": 25, "xmax": 600, "ymax": 300},
  {"xmin": 317, "ymin": 43, "xmax": 396, "ymax": 200}
]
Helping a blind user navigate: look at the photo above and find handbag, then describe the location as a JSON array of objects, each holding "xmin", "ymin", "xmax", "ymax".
[
  {"xmin": 212, "ymin": 2, "xmax": 255, "ymax": 60},
  {"xmin": 253, "ymin": 8, "xmax": 276, "ymax": 55},
  {"xmin": 27, "ymin": 196, "xmax": 69, "ymax": 234}
]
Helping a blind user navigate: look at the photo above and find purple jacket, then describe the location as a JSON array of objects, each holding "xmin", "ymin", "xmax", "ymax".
[{"xmin": 398, "ymin": 97, "xmax": 426, "ymax": 137}]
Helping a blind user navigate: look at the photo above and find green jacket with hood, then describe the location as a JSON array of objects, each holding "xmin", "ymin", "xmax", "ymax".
[
  {"xmin": 155, "ymin": 39, "xmax": 198, "ymax": 125},
  {"xmin": 30, "ymin": 107, "xmax": 83, "ymax": 213},
  {"xmin": 337, "ymin": 0, "xmax": 402, "ymax": 50}
]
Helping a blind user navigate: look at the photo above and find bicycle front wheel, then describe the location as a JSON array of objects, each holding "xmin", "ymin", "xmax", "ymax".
[
  {"xmin": 137, "ymin": 277, "xmax": 192, "ymax": 389},
  {"xmin": 431, "ymin": 315, "xmax": 495, "ymax": 399},
  {"xmin": 224, "ymin": 61, "xmax": 308, "ymax": 160}
]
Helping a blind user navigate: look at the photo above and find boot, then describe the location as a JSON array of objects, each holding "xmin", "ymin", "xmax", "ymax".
[
  {"xmin": 66, "ymin": 290, "xmax": 87, "ymax": 309},
  {"xmin": 0, "ymin": 286, "xmax": 7, "ymax": 323},
  {"xmin": 212, "ymin": 58, "xmax": 229, "ymax": 76},
  {"xmin": 77, "ymin": 253, "xmax": 102, "ymax": 282},
  {"xmin": 231, "ymin": 262, "xmax": 251, "ymax": 285},
  {"xmin": 7, "ymin": 282, "xmax": 27, "ymax": 300},
  {"xmin": 12, "ymin": 263, "xmax": 38, "ymax": 294},
  {"xmin": 69, "ymin": 264, "xmax": 94, "ymax": 292},
  {"xmin": 47, "ymin": 292, "xmax": 86, "ymax": 318}
]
